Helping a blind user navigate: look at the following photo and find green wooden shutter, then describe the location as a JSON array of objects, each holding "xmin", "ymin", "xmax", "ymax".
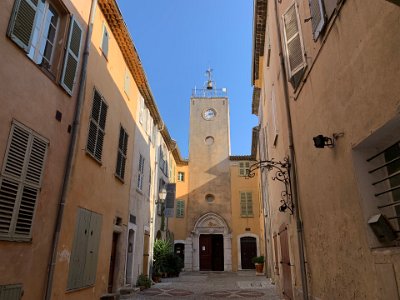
[
  {"xmin": 83, "ymin": 211, "xmax": 102, "ymax": 286},
  {"xmin": 176, "ymin": 200, "xmax": 184, "ymax": 218},
  {"xmin": 239, "ymin": 162, "xmax": 244, "ymax": 176},
  {"xmin": 282, "ymin": 3, "xmax": 306, "ymax": 88},
  {"xmin": 68, "ymin": 208, "xmax": 91, "ymax": 289},
  {"xmin": 7, "ymin": 0, "xmax": 38, "ymax": 52},
  {"xmin": 0, "ymin": 284, "xmax": 23, "ymax": 300},
  {"xmin": 246, "ymin": 192, "xmax": 253, "ymax": 216},
  {"xmin": 61, "ymin": 17, "xmax": 83, "ymax": 95},
  {"xmin": 309, "ymin": 0, "xmax": 326, "ymax": 40},
  {"xmin": 240, "ymin": 192, "xmax": 247, "ymax": 216}
]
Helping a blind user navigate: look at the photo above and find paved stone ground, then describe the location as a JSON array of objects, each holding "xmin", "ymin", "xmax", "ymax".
[{"xmin": 132, "ymin": 271, "xmax": 281, "ymax": 299}]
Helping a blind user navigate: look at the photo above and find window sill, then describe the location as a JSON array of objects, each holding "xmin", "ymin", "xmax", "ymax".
[
  {"xmin": 85, "ymin": 151, "xmax": 103, "ymax": 165},
  {"xmin": 0, "ymin": 236, "xmax": 32, "ymax": 243},
  {"xmin": 114, "ymin": 174, "xmax": 125, "ymax": 183},
  {"xmin": 240, "ymin": 215, "xmax": 254, "ymax": 218}
]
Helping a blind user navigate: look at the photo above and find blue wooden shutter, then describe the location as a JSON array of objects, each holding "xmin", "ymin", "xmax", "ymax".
[
  {"xmin": 7, "ymin": 0, "xmax": 38, "ymax": 52},
  {"xmin": 61, "ymin": 17, "xmax": 83, "ymax": 95}
]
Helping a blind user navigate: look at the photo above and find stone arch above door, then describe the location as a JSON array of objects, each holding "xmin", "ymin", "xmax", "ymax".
[
  {"xmin": 187, "ymin": 212, "xmax": 232, "ymax": 271},
  {"xmin": 192, "ymin": 212, "xmax": 231, "ymax": 235}
]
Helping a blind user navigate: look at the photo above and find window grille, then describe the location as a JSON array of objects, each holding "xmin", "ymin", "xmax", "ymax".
[{"xmin": 367, "ymin": 141, "xmax": 400, "ymax": 233}]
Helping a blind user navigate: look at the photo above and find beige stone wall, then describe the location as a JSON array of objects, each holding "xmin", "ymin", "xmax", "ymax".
[
  {"xmin": 256, "ymin": 0, "xmax": 400, "ymax": 299},
  {"xmin": 50, "ymin": 2, "xmax": 141, "ymax": 298},
  {"xmin": 0, "ymin": 1, "xmax": 91, "ymax": 299}
]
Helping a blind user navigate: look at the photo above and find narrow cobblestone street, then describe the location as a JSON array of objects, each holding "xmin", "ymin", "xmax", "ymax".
[{"xmin": 132, "ymin": 271, "xmax": 280, "ymax": 299}]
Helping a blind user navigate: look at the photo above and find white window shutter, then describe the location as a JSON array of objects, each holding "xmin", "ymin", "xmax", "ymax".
[
  {"xmin": 282, "ymin": 3, "xmax": 306, "ymax": 87},
  {"xmin": 3, "ymin": 125, "xmax": 30, "ymax": 179},
  {"xmin": 309, "ymin": 0, "xmax": 326, "ymax": 40},
  {"xmin": 7, "ymin": 0, "xmax": 38, "ymax": 52},
  {"xmin": 61, "ymin": 17, "xmax": 83, "ymax": 95}
]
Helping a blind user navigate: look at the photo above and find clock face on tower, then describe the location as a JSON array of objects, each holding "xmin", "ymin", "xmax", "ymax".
[{"xmin": 203, "ymin": 108, "xmax": 216, "ymax": 120}]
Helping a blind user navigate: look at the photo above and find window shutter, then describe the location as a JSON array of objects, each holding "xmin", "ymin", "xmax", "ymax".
[
  {"xmin": 309, "ymin": 0, "xmax": 326, "ymax": 40},
  {"xmin": 0, "ymin": 284, "xmax": 23, "ymax": 300},
  {"xmin": 246, "ymin": 192, "xmax": 253, "ymax": 216},
  {"xmin": 7, "ymin": 0, "xmax": 38, "ymax": 52},
  {"xmin": 3, "ymin": 125, "xmax": 30, "ymax": 179},
  {"xmin": 240, "ymin": 192, "xmax": 247, "ymax": 216},
  {"xmin": 239, "ymin": 162, "xmax": 244, "ymax": 176},
  {"xmin": 83, "ymin": 211, "xmax": 102, "ymax": 286},
  {"xmin": 101, "ymin": 25, "xmax": 109, "ymax": 58},
  {"xmin": 0, "ymin": 123, "xmax": 48, "ymax": 239},
  {"xmin": 68, "ymin": 209, "xmax": 90, "ymax": 289},
  {"xmin": 282, "ymin": 3, "xmax": 306, "ymax": 88},
  {"xmin": 61, "ymin": 17, "xmax": 83, "ymax": 95},
  {"xmin": 116, "ymin": 127, "xmax": 128, "ymax": 179}
]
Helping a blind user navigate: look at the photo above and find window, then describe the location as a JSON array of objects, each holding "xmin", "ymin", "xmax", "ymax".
[
  {"xmin": 137, "ymin": 154, "xmax": 145, "ymax": 191},
  {"xmin": 308, "ymin": 0, "xmax": 326, "ymax": 40},
  {"xmin": 282, "ymin": 2, "xmax": 306, "ymax": 89},
  {"xmin": 139, "ymin": 96, "xmax": 144, "ymax": 124},
  {"xmin": 86, "ymin": 90, "xmax": 108, "ymax": 162},
  {"xmin": 178, "ymin": 172, "xmax": 185, "ymax": 182},
  {"xmin": 67, "ymin": 208, "xmax": 102, "ymax": 290},
  {"xmin": 353, "ymin": 117, "xmax": 400, "ymax": 247},
  {"xmin": 159, "ymin": 146, "xmax": 168, "ymax": 176},
  {"xmin": 239, "ymin": 162, "xmax": 250, "ymax": 177},
  {"xmin": 240, "ymin": 192, "xmax": 253, "ymax": 217},
  {"xmin": 7, "ymin": 0, "xmax": 83, "ymax": 95},
  {"xmin": 0, "ymin": 122, "xmax": 48, "ymax": 241},
  {"xmin": 101, "ymin": 23, "xmax": 109, "ymax": 58},
  {"xmin": 115, "ymin": 126, "xmax": 128, "ymax": 180},
  {"xmin": 176, "ymin": 200, "xmax": 184, "ymax": 218},
  {"xmin": 205, "ymin": 194, "xmax": 215, "ymax": 203}
]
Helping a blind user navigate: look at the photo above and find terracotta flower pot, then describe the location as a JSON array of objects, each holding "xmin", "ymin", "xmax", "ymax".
[{"xmin": 255, "ymin": 263, "xmax": 264, "ymax": 273}]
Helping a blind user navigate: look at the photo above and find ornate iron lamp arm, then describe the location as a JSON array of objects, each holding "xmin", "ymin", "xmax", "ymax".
[{"xmin": 246, "ymin": 157, "xmax": 294, "ymax": 214}]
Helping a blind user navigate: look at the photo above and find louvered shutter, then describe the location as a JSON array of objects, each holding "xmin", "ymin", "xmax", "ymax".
[
  {"xmin": 87, "ymin": 91, "xmax": 108, "ymax": 162},
  {"xmin": 116, "ymin": 127, "xmax": 128, "ymax": 179},
  {"xmin": 101, "ymin": 25, "xmax": 109, "ymax": 58},
  {"xmin": 83, "ymin": 211, "xmax": 102, "ymax": 286},
  {"xmin": 61, "ymin": 17, "xmax": 83, "ymax": 95},
  {"xmin": 0, "ymin": 123, "xmax": 48, "ymax": 240},
  {"xmin": 282, "ymin": 3, "xmax": 306, "ymax": 88},
  {"xmin": 176, "ymin": 200, "xmax": 184, "ymax": 218},
  {"xmin": 7, "ymin": 0, "xmax": 38, "ymax": 52},
  {"xmin": 309, "ymin": 0, "xmax": 326, "ymax": 40},
  {"xmin": 239, "ymin": 162, "xmax": 245, "ymax": 176},
  {"xmin": 246, "ymin": 192, "xmax": 253, "ymax": 216},
  {"xmin": 240, "ymin": 192, "xmax": 247, "ymax": 216}
]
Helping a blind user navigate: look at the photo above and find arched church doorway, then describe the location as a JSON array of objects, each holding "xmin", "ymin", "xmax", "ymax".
[{"xmin": 199, "ymin": 234, "xmax": 224, "ymax": 271}]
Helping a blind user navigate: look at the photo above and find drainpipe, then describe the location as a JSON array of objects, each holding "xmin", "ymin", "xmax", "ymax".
[
  {"xmin": 44, "ymin": 1, "xmax": 97, "ymax": 299},
  {"xmin": 273, "ymin": 0, "xmax": 309, "ymax": 299}
]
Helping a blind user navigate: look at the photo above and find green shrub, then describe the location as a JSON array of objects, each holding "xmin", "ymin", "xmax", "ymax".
[
  {"xmin": 153, "ymin": 239, "xmax": 172, "ymax": 275},
  {"xmin": 252, "ymin": 255, "xmax": 265, "ymax": 264},
  {"xmin": 136, "ymin": 274, "xmax": 151, "ymax": 288},
  {"xmin": 164, "ymin": 253, "xmax": 184, "ymax": 276}
]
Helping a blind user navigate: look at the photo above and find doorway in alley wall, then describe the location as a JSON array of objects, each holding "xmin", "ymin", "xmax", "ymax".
[
  {"xmin": 108, "ymin": 232, "xmax": 119, "ymax": 293},
  {"xmin": 174, "ymin": 243, "xmax": 185, "ymax": 263},
  {"xmin": 199, "ymin": 234, "xmax": 224, "ymax": 271},
  {"xmin": 279, "ymin": 224, "xmax": 293, "ymax": 300},
  {"xmin": 126, "ymin": 229, "xmax": 135, "ymax": 284},
  {"xmin": 240, "ymin": 237, "xmax": 256, "ymax": 269}
]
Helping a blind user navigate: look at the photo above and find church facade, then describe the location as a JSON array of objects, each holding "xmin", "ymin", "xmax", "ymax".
[{"xmin": 168, "ymin": 76, "xmax": 263, "ymax": 272}]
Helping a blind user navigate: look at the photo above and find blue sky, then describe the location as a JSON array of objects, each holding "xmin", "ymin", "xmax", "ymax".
[{"xmin": 117, "ymin": 0, "xmax": 257, "ymax": 158}]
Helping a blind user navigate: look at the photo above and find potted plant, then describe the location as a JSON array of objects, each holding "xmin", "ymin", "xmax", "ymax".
[
  {"xmin": 252, "ymin": 256, "xmax": 265, "ymax": 274},
  {"xmin": 136, "ymin": 274, "xmax": 151, "ymax": 290}
]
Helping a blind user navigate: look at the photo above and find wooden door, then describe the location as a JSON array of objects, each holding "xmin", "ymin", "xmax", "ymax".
[
  {"xmin": 199, "ymin": 235, "xmax": 212, "ymax": 270},
  {"xmin": 212, "ymin": 235, "xmax": 224, "ymax": 271},
  {"xmin": 279, "ymin": 225, "xmax": 293, "ymax": 299},
  {"xmin": 240, "ymin": 237, "xmax": 256, "ymax": 269}
]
